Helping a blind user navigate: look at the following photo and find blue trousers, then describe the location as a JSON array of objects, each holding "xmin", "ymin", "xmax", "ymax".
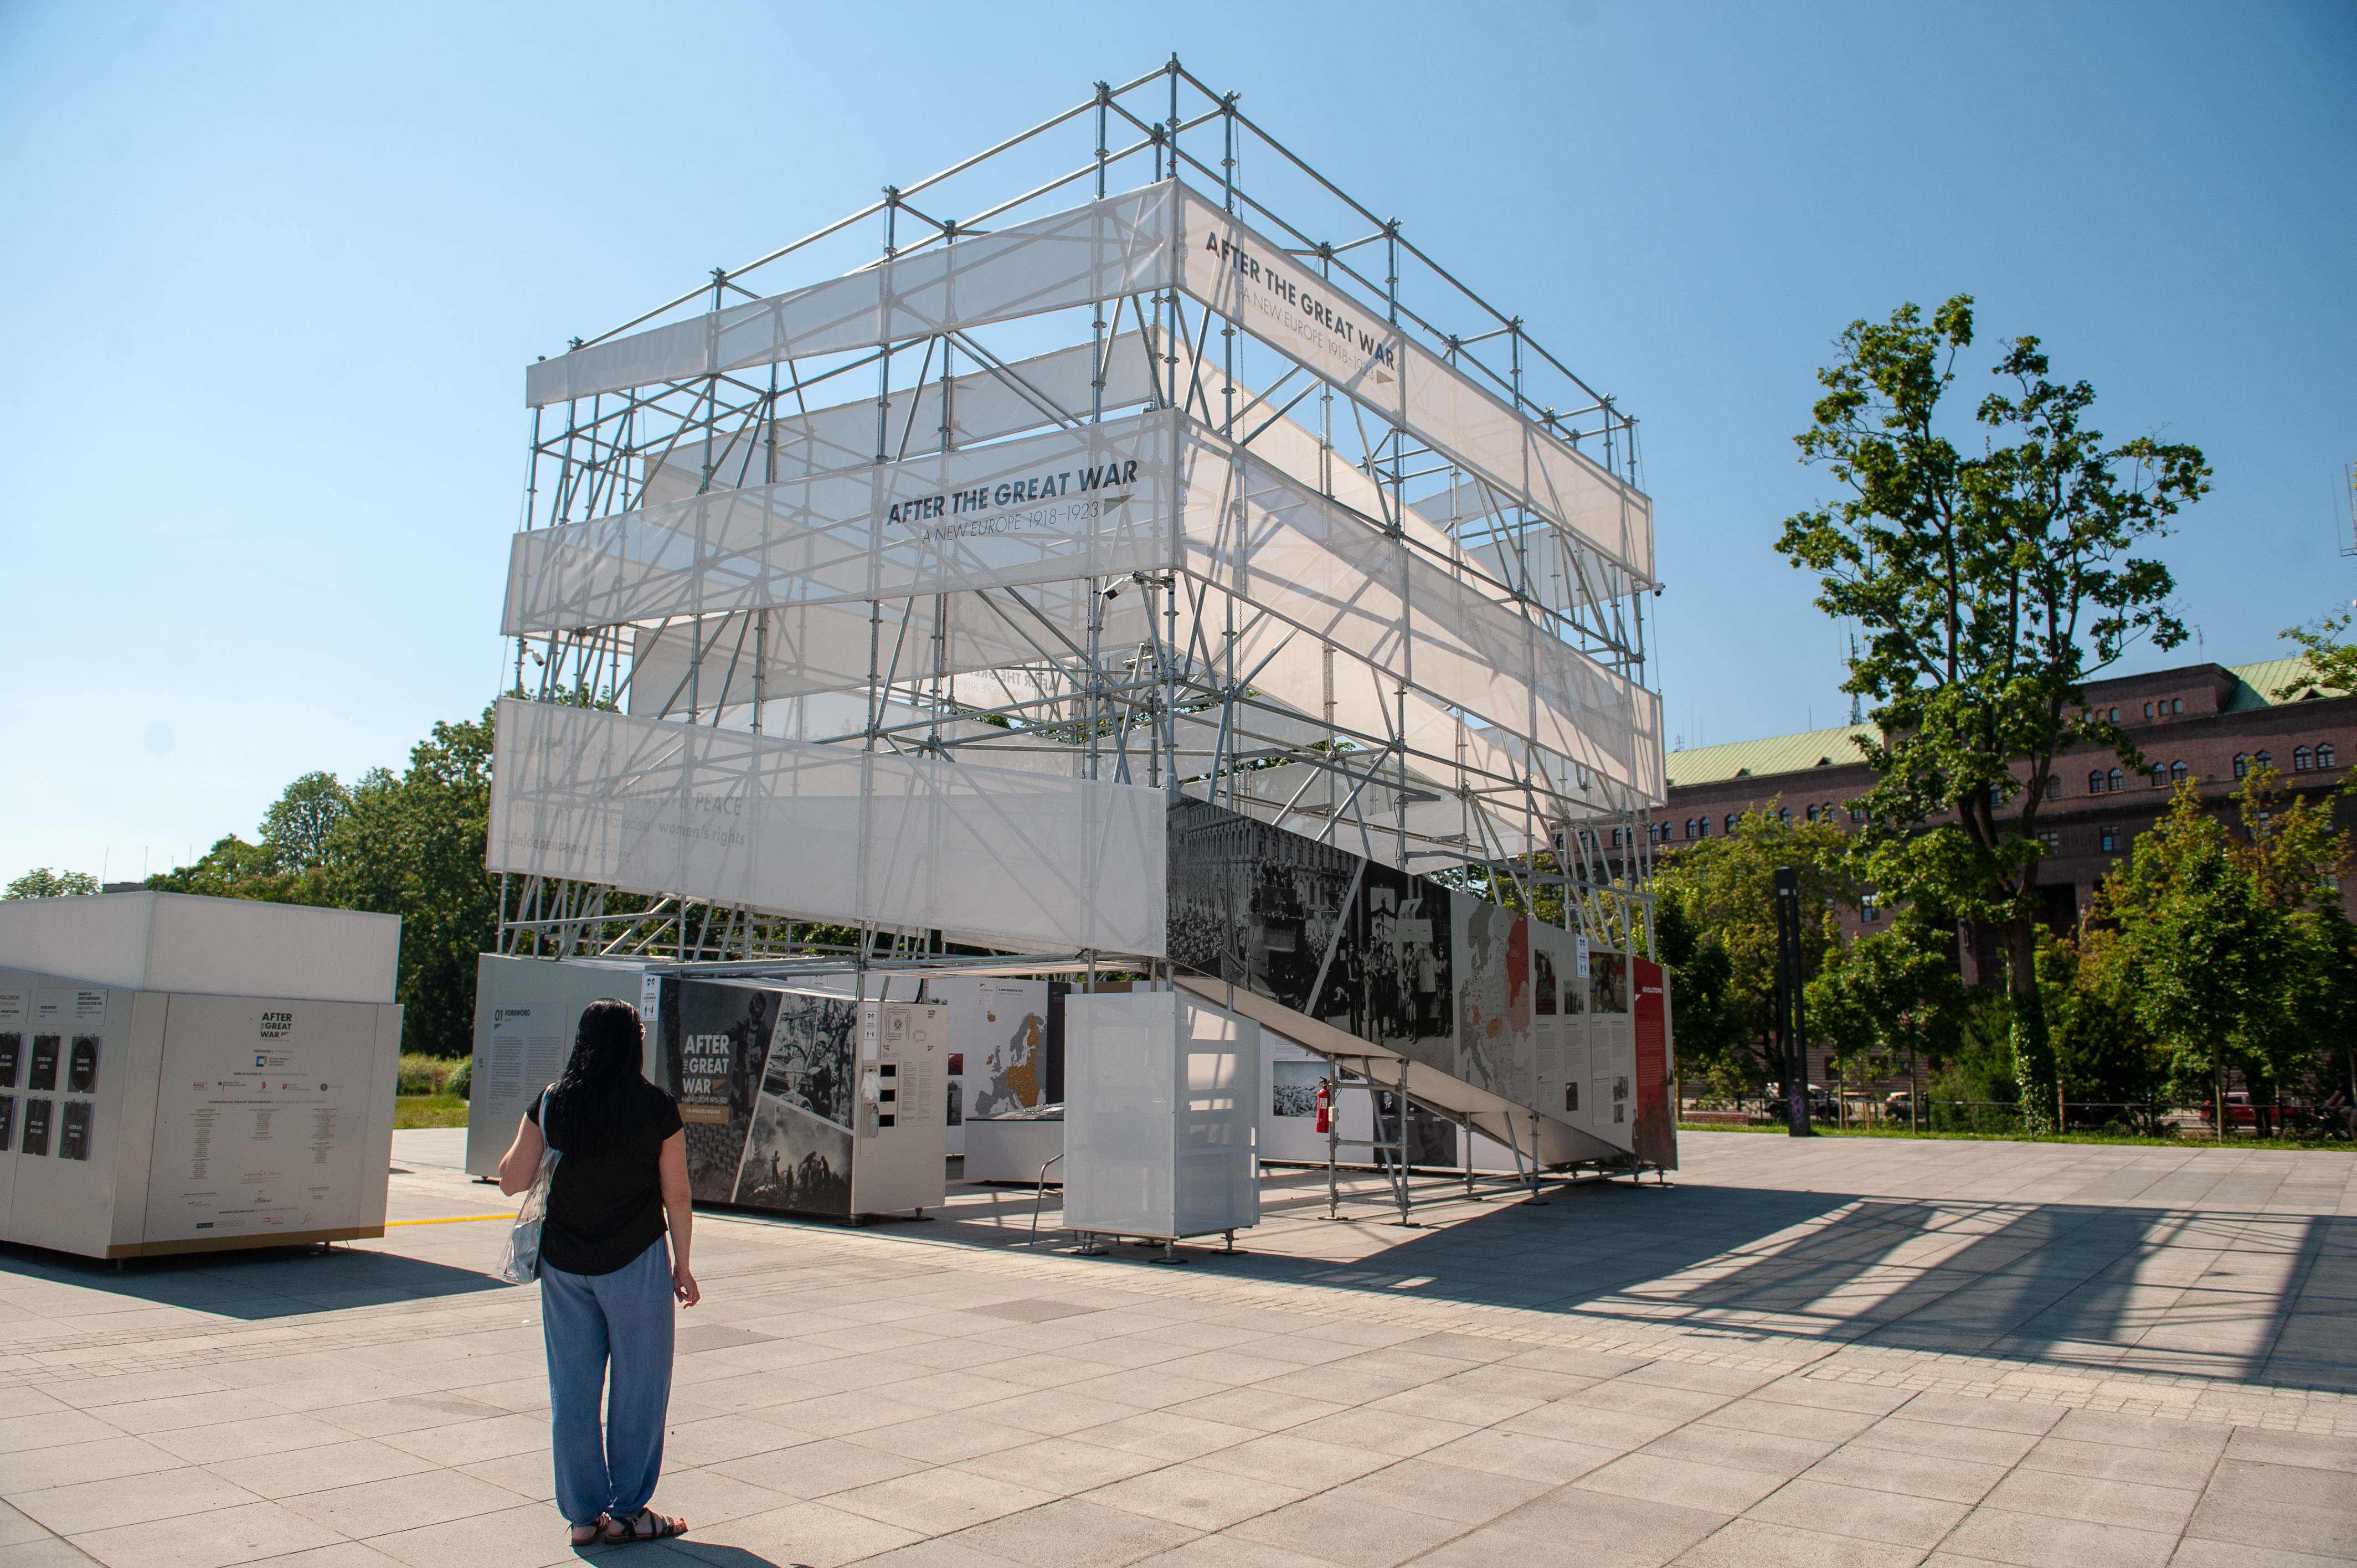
[{"xmin": 540, "ymin": 1237, "xmax": 675, "ymax": 1525}]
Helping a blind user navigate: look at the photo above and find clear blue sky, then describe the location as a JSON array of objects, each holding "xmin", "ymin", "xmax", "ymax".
[{"xmin": 3, "ymin": 1, "xmax": 2351, "ymax": 885}]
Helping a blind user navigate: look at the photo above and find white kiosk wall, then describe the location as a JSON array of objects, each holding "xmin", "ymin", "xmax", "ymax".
[
  {"xmin": 466, "ymin": 955, "xmax": 661, "ymax": 1179},
  {"xmin": 0, "ymin": 966, "xmax": 401, "ymax": 1260},
  {"xmin": 0, "ymin": 895, "xmax": 403, "ymax": 1261},
  {"xmin": 1064, "ymin": 991, "xmax": 1258, "ymax": 1242}
]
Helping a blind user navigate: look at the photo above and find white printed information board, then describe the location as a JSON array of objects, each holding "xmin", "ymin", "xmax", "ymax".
[{"xmin": 140, "ymin": 994, "xmax": 395, "ymax": 1251}]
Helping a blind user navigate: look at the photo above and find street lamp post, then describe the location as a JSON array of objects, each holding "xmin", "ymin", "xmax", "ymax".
[{"xmin": 1775, "ymin": 865, "xmax": 1813, "ymax": 1137}]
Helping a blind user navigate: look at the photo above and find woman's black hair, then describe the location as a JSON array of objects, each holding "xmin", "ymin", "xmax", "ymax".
[{"xmin": 546, "ymin": 998, "xmax": 654, "ymax": 1155}]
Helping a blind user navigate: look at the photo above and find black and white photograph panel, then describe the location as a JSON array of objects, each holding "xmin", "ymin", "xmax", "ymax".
[{"xmin": 734, "ymin": 1092, "xmax": 853, "ymax": 1217}]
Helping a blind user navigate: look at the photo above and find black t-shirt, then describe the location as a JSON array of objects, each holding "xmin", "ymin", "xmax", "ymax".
[{"xmin": 527, "ymin": 1081, "xmax": 684, "ymax": 1276}]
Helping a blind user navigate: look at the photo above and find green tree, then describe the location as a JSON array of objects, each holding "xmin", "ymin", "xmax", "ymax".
[
  {"xmin": 1777, "ymin": 295, "xmax": 2209, "ymax": 1134},
  {"xmin": 2037, "ymin": 928, "xmax": 2164, "ymax": 1130},
  {"xmin": 146, "ymin": 835, "xmax": 325, "ymax": 902},
  {"xmin": 1807, "ymin": 914, "xmax": 1972, "ymax": 1111},
  {"xmin": 2097, "ymin": 769, "xmax": 2353, "ymax": 1134},
  {"xmin": 2274, "ymin": 612, "xmax": 2354, "ymax": 701},
  {"xmin": 2098, "ymin": 786, "xmax": 2269, "ymax": 1134},
  {"xmin": 321, "ymin": 708, "xmax": 502, "ymax": 1057},
  {"xmin": 1651, "ymin": 801, "xmax": 1855, "ymax": 1091},
  {"xmin": 260, "ymin": 771, "xmax": 352, "ymax": 871},
  {"xmin": 4, "ymin": 868, "xmax": 101, "ymax": 899}
]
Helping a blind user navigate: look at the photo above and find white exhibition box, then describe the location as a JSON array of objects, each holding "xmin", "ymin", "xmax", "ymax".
[
  {"xmin": 963, "ymin": 1113, "xmax": 1064, "ymax": 1184},
  {"xmin": 464, "ymin": 954, "xmax": 661, "ymax": 1179},
  {"xmin": 468, "ymin": 956, "xmax": 946, "ymax": 1220},
  {"xmin": 0, "ymin": 891, "xmax": 400, "ymax": 1004},
  {"xmin": 0, "ymin": 895, "xmax": 403, "ymax": 1260},
  {"xmin": 1064, "ymin": 990, "xmax": 1259, "ymax": 1242}
]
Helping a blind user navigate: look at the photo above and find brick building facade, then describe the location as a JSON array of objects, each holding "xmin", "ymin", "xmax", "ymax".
[{"xmin": 1651, "ymin": 656, "xmax": 2353, "ymax": 1098}]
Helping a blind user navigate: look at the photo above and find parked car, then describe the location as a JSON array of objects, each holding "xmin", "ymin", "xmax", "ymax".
[
  {"xmin": 1883, "ymin": 1091, "xmax": 1917, "ymax": 1122},
  {"xmin": 2198, "ymin": 1092, "xmax": 2260, "ymax": 1129}
]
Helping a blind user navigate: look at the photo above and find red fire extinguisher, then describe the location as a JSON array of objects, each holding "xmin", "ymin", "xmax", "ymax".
[{"xmin": 1314, "ymin": 1080, "xmax": 1332, "ymax": 1134}]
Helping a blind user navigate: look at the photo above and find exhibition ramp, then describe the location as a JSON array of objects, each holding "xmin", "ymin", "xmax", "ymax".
[{"xmin": 1175, "ymin": 973, "xmax": 1627, "ymax": 1170}]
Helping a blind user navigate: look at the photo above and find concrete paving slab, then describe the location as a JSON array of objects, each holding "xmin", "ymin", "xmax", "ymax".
[{"xmin": 3, "ymin": 1129, "xmax": 2354, "ymax": 1566}]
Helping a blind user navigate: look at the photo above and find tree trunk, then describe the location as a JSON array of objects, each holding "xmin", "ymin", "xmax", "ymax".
[{"xmin": 2006, "ymin": 914, "xmax": 2057, "ymax": 1138}]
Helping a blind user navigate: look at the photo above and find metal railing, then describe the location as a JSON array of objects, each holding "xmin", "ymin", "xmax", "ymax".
[{"xmin": 1680, "ymin": 1097, "xmax": 2354, "ymax": 1141}]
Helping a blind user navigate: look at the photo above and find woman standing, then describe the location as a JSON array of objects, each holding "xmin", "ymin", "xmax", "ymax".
[{"xmin": 500, "ymin": 998, "xmax": 699, "ymax": 1547}]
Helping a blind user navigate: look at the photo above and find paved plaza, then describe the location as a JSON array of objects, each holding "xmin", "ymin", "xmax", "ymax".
[{"xmin": 3, "ymin": 1130, "xmax": 2353, "ymax": 1567}]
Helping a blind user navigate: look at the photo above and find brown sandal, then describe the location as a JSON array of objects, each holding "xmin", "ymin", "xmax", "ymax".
[
  {"xmin": 569, "ymin": 1514, "xmax": 609, "ymax": 1546},
  {"xmin": 605, "ymin": 1508, "xmax": 688, "ymax": 1544}
]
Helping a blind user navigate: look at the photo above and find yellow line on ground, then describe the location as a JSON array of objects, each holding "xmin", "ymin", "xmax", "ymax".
[{"xmin": 385, "ymin": 1213, "xmax": 510, "ymax": 1227}]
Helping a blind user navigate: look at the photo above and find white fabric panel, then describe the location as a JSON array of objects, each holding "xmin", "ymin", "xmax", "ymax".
[
  {"xmin": 506, "ymin": 412, "xmax": 1176, "ymax": 636},
  {"xmin": 1169, "ymin": 185, "xmax": 1654, "ymax": 585},
  {"xmin": 487, "ymin": 699, "xmax": 1167, "ymax": 956},
  {"xmin": 626, "ymin": 591, "xmax": 1154, "ymax": 718},
  {"xmin": 638, "ymin": 334, "xmax": 1165, "ymax": 507},
  {"xmin": 1177, "ymin": 431, "xmax": 1657, "ymax": 798},
  {"xmin": 513, "ymin": 425, "xmax": 1658, "ymax": 800},
  {"xmin": 526, "ymin": 187, "xmax": 1175, "ymax": 408}
]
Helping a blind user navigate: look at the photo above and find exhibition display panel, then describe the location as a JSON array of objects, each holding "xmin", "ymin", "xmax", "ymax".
[
  {"xmin": 0, "ymin": 894, "xmax": 403, "ymax": 1260},
  {"xmin": 464, "ymin": 953, "xmax": 662, "ymax": 1179},
  {"xmin": 471, "ymin": 958, "xmax": 944, "ymax": 1221},
  {"xmin": 1063, "ymin": 990, "xmax": 1259, "ymax": 1246}
]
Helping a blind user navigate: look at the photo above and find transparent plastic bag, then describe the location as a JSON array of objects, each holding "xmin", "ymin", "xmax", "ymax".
[{"xmin": 494, "ymin": 1087, "xmax": 562, "ymax": 1285}]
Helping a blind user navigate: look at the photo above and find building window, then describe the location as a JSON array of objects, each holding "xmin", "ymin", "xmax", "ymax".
[
  {"xmin": 1682, "ymin": 818, "xmax": 1695, "ymax": 840},
  {"xmin": 2296, "ymin": 747, "xmax": 2313, "ymax": 772},
  {"xmin": 2150, "ymin": 764, "xmax": 2167, "ymax": 787},
  {"xmin": 1861, "ymin": 894, "xmax": 1881, "ymax": 924},
  {"xmin": 2144, "ymin": 702, "xmax": 2154, "ymax": 718},
  {"xmin": 1777, "ymin": 807, "xmax": 1790, "ymax": 826},
  {"xmin": 2172, "ymin": 699, "xmax": 2183, "ymax": 714},
  {"xmin": 2322, "ymin": 744, "xmax": 2338, "ymax": 770},
  {"xmin": 2047, "ymin": 778, "xmax": 2065, "ymax": 801},
  {"xmin": 2108, "ymin": 707, "xmax": 2120, "ymax": 723},
  {"xmin": 2038, "ymin": 831, "xmax": 2061, "ymax": 854},
  {"xmin": 2171, "ymin": 760, "xmax": 2187, "ymax": 784},
  {"xmin": 2255, "ymin": 750, "xmax": 2272, "ymax": 772},
  {"xmin": 1725, "ymin": 813, "xmax": 1737, "ymax": 835},
  {"xmin": 2107, "ymin": 767, "xmax": 2124, "ymax": 792},
  {"xmin": 1804, "ymin": 804, "xmax": 1818, "ymax": 823},
  {"xmin": 2233, "ymin": 753, "xmax": 2248, "ymax": 779},
  {"xmin": 2099, "ymin": 829, "xmax": 2120, "ymax": 853},
  {"xmin": 2088, "ymin": 768, "xmax": 2106, "ymax": 794},
  {"xmin": 1850, "ymin": 804, "xmax": 1865, "ymax": 822}
]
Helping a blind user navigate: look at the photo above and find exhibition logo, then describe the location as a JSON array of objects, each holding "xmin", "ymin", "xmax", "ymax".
[
  {"xmin": 886, "ymin": 460, "xmax": 1140, "ymax": 544},
  {"xmin": 1201, "ymin": 231, "xmax": 1398, "ymax": 386}
]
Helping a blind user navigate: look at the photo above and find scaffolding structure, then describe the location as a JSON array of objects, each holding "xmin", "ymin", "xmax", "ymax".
[{"xmin": 495, "ymin": 58, "xmax": 1665, "ymax": 974}]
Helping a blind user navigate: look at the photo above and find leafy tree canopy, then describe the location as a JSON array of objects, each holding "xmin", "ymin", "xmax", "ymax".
[
  {"xmin": 1776, "ymin": 294, "xmax": 2209, "ymax": 1132},
  {"xmin": 260, "ymin": 771, "xmax": 352, "ymax": 872},
  {"xmin": 2276, "ymin": 612, "xmax": 2356, "ymax": 703},
  {"xmin": 1651, "ymin": 801, "xmax": 1855, "ymax": 1090},
  {"xmin": 4, "ymin": 868, "xmax": 100, "ymax": 899}
]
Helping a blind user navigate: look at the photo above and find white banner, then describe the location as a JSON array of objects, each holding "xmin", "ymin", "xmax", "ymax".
[
  {"xmin": 509, "ymin": 414, "xmax": 1661, "ymax": 802},
  {"xmin": 487, "ymin": 699, "xmax": 1169, "ymax": 956},
  {"xmin": 1168, "ymin": 185, "xmax": 1653, "ymax": 585},
  {"xmin": 636, "ymin": 333, "xmax": 1165, "ymax": 507},
  {"xmin": 526, "ymin": 186, "xmax": 1175, "ymax": 408},
  {"xmin": 524, "ymin": 181, "xmax": 1648, "ymax": 584},
  {"xmin": 505, "ymin": 411, "xmax": 1176, "ymax": 636}
]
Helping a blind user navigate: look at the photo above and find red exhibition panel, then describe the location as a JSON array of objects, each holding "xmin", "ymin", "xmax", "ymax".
[{"xmin": 1632, "ymin": 957, "xmax": 1676, "ymax": 1170}]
